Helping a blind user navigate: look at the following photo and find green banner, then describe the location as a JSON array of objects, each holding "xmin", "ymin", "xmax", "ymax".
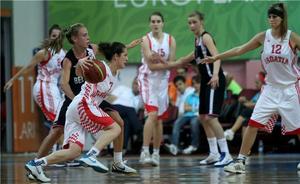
[{"xmin": 49, "ymin": 0, "xmax": 300, "ymax": 63}]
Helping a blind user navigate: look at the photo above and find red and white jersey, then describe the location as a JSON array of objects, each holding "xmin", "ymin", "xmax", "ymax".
[
  {"xmin": 139, "ymin": 32, "xmax": 172, "ymax": 79},
  {"xmin": 261, "ymin": 29, "xmax": 300, "ymax": 86},
  {"xmin": 78, "ymin": 61, "xmax": 117, "ymax": 107},
  {"xmin": 36, "ymin": 49, "xmax": 65, "ymax": 83}
]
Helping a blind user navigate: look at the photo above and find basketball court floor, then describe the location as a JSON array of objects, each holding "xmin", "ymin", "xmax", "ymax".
[{"xmin": 1, "ymin": 153, "xmax": 300, "ymax": 184}]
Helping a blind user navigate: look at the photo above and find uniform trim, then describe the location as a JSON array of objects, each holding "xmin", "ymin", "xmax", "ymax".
[
  {"xmin": 158, "ymin": 109, "xmax": 169, "ymax": 120},
  {"xmin": 37, "ymin": 81, "xmax": 56, "ymax": 121},
  {"xmin": 168, "ymin": 35, "xmax": 172, "ymax": 47},
  {"xmin": 63, "ymin": 141, "xmax": 84, "ymax": 151},
  {"xmin": 77, "ymin": 97, "xmax": 114, "ymax": 134},
  {"xmin": 40, "ymin": 50, "xmax": 51, "ymax": 66},
  {"xmin": 145, "ymin": 104, "xmax": 158, "ymax": 113},
  {"xmin": 285, "ymin": 128, "xmax": 300, "ymax": 135},
  {"xmin": 146, "ymin": 34, "xmax": 152, "ymax": 50}
]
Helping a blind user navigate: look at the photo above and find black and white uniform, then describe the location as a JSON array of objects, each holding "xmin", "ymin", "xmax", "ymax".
[{"xmin": 194, "ymin": 31, "xmax": 226, "ymax": 116}]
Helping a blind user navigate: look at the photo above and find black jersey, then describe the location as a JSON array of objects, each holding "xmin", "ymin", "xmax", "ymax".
[
  {"xmin": 194, "ymin": 31, "xmax": 224, "ymax": 81},
  {"xmin": 62, "ymin": 45, "xmax": 95, "ymax": 101}
]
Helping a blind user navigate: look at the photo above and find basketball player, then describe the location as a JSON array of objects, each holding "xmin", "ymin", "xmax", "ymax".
[
  {"xmin": 177, "ymin": 11, "xmax": 233, "ymax": 167},
  {"xmin": 202, "ymin": 3, "xmax": 300, "ymax": 173},
  {"xmin": 25, "ymin": 42, "xmax": 133, "ymax": 182},
  {"xmin": 25, "ymin": 23, "xmax": 139, "ymax": 182},
  {"xmin": 138, "ymin": 11, "xmax": 180, "ymax": 166},
  {"xmin": 4, "ymin": 26, "xmax": 65, "ymax": 123}
]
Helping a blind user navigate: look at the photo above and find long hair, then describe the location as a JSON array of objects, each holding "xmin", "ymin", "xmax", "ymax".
[
  {"xmin": 40, "ymin": 30, "xmax": 64, "ymax": 54},
  {"xmin": 268, "ymin": 3, "xmax": 288, "ymax": 40}
]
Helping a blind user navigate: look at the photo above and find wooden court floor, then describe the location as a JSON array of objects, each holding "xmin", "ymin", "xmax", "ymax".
[{"xmin": 1, "ymin": 153, "xmax": 300, "ymax": 184}]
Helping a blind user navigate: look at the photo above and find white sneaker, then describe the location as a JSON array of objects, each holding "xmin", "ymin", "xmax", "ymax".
[
  {"xmin": 297, "ymin": 162, "xmax": 300, "ymax": 170},
  {"xmin": 139, "ymin": 151, "xmax": 152, "ymax": 165},
  {"xmin": 151, "ymin": 153, "xmax": 160, "ymax": 166},
  {"xmin": 224, "ymin": 129, "xmax": 235, "ymax": 141},
  {"xmin": 165, "ymin": 144, "xmax": 178, "ymax": 156},
  {"xmin": 182, "ymin": 145, "xmax": 197, "ymax": 155},
  {"xmin": 79, "ymin": 155, "xmax": 108, "ymax": 173},
  {"xmin": 214, "ymin": 152, "xmax": 233, "ymax": 167},
  {"xmin": 112, "ymin": 161, "xmax": 137, "ymax": 174},
  {"xmin": 26, "ymin": 173, "xmax": 35, "ymax": 180},
  {"xmin": 25, "ymin": 160, "xmax": 51, "ymax": 183},
  {"xmin": 224, "ymin": 159, "xmax": 246, "ymax": 174},
  {"xmin": 199, "ymin": 153, "xmax": 220, "ymax": 165}
]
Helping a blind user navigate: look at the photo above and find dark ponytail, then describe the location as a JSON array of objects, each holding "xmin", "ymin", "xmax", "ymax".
[
  {"xmin": 98, "ymin": 42, "xmax": 126, "ymax": 61},
  {"xmin": 268, "ymin": 3, "xmax": 288, "ymax": 40}
]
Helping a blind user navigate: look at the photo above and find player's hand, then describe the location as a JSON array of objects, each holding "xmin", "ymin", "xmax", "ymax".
[
  {"xmin": 201, "ymin": 56, "xmax": 217, "ymax": 64},
  {"xmin": 126, "ymin": 38, "xmax": 143, "ymax": 49},
  {"xmin": 207, "ymin": 74, "xmax": 219, "ymax": 89},
  {"xmin": 150, "ymin": 51, "xmax": 164, "ymax": 64},
  {"xmin": 78, "ymin": 57, "xmax": 93, "ymax": 70}
]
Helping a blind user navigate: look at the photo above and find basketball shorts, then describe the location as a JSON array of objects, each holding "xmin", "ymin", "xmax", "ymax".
[
  {"xmin": 33, "ymin": 80, "xmax": 63, "ymax": 122},
  {"xmin": 249, "ymin": 83, "xmax": 300, "ymax": 135},
  {"xmin": 63, "ymin": 96, "xmax": 114, "ymax": 150},
  {"xmin": 199, "ymin": 77, "xmax": 226, "ymax": 116},
  {"xmin": 138, "ymin": 73, "xmax": 169, "ymax": 118}
]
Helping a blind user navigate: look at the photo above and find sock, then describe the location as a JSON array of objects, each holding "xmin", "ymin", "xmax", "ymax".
[
  {"xmin": 142, "ymin": 146, "xmax": 149, "ymax": 153},
  {"xmin": 237, "ymin": 154, "xmax": 247, "ymax": 160},
  {"xmin": 217, "ymin": 138, "xmax": 229, "ymax": 153},
  {"xmin": 34, "ymin": 157, "xmax": 47, "ymax": 166},
  {"xmin": 86, "ymin": 147, "xmax": 100, "ymax": 157},
  {"xmin": 153, "ymin": 149, "xmax": 160, "ymax": 155},
  {"xmin": 114, "ymin": 152, "xmax": 123, "ymax": 163},
  {"xmin": 207, "ymin": 137, "xmax": 218, "ymax": 154}
]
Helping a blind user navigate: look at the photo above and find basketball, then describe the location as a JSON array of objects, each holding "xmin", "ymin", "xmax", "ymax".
[{"xmin": 83, "ymin": 59, "xmax": 107, "ymax": 84}]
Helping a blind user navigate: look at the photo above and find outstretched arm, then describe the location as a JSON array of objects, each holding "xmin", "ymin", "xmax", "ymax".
[
  {"xmin": 126, "ymin": 38, "xmax": 143, "ymax": 49},
  {"xmin": 4, "ymin": 49, "xmax": 48, "ymax": 91},
  {"xmin": 291, "ymin": 32, "xmax": 300, "ymax": 51},
  {"xmin": 202, "ymin": 32, "xmax": 265, "ymax": 63}
]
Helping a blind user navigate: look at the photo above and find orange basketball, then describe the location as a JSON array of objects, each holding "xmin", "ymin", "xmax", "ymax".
[{"xmin": 83, "ymin": 59, "xmax": 107, "ymax": 84}]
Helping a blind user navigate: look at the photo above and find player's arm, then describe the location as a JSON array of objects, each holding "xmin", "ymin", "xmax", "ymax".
[
  {"xmin": 126, "ymin": 38, "xmax": 142, "ymax": 49},
  {"xmin": 202, "ymin": 32, "xmax": 264, "ymax": 63},
  {"xmin": 291, "ymin": 32, "xmax": 300, "ymax": 50},
  {"xmin": 142, "ymin": 36, "xmax": 179, "ymax": 71},
  {"xmin": 60, "ymin": 58, "xmax": 76, "ymax": 100},
  {"xmin": 4, "ymin": 49, "xmax": 48, "ymax": 91},
  {"xmin": 203, "ymin": 34, "xmax": 221, "ymax": 88}
]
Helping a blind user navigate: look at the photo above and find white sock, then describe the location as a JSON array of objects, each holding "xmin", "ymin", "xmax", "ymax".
[
  {"xmin": 207, "ymin": 137, "xmax": 218, "ymax": 154},
  {"xmin": 217, "ymin": 138, "xmax": 229, "ymax": 153},
  {"xmin": 237, "ymin": 154, "xmax": 247, "ymax": 160},
  {"xmin": 35, "ymin": 157, "xmax": 47, "ymax": 166},
  {"xmin": 153, "ymin": 149, "xmax": 160, "ymax": 155},
  {"xmin": 87, "ymin": 147, "xmax": 100, "ymax": 157},
  {"xmin": 142, "ymin": 146, "xmax": 149, "ymax": 153},
  {"xmin": 114, "ymin": 152, "xmax": 123, "ymax": 163}
]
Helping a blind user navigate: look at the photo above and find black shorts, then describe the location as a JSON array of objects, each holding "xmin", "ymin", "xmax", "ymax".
[
  {"xmin": 199, "ymin": 76, "xmax": 226, "ymax": 116},
  {"xmin": 52, "ymin": 98, "xmax": 72, "ymax": 127},
  {"xmin": 52, "ymin": 99, "xmax": 115, "ymax": 128}
]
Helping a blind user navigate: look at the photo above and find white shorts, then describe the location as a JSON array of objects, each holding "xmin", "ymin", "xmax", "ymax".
[
  {"xmin": 138, "ymin": 73, "xmax": 169, "ymax": 118},
  {"xmin": 33, "ymin": 80, "xmax": 63, "ymax": 122},
  {"xmin": 249, "ymin": 83, "xmax": 300, "ymax": 135},
  {"xmin": 62, "ymin": 96, "xmax": 114, "ymax": 150}
]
